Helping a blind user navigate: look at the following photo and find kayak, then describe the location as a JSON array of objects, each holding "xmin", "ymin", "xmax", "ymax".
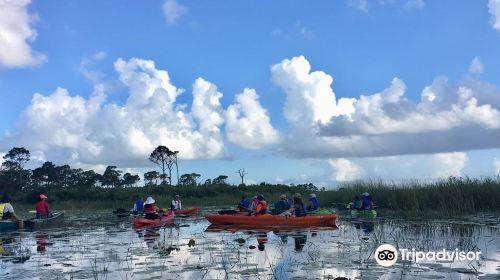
[
  {"xmin": 0, "ymin": 220, "xmax": 19, "ymax": 232},
  {"xmin": 205, "ymin": 224, "xmax": 338, "ymax": 233},
  {"xmin": 132, "ymin": 216, "xmax": 174, "ymax": 228},
  {"xmin": 174, "ymin": 207, "xmax": 199, "ymax": 215},
  {"xmin": 205, "ymin": 213, "xmax": 337, "ymax": 227},
  {"xmin": 350, "ymin": 209, "xmax": 377, "ymax": 218},
  {"xmin": 307, "ymin": 209, "xmax": 333, "ymax": 215},
  {"xmin": 24, "ymin": 211, "xmax": 65, "ymax": 228}
]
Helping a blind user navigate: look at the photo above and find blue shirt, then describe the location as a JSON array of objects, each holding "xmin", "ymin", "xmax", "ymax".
[
  {"xmin": 134, "ymin": 200, "xmax": 144, "ymax": 212},
  {"xmin": 308, "ymin": 197, "xmax": 320, "ymax": 211},
  {"xmin": 362, "ymin": 196, "xmax": 372, "ymax": 209},
  {"xmin": 239, "ymin": 199, "xmax": 251, "ymax": 209},
  {"xmin": 294, "ymin": 203, "xmax": 306, "ymax": 217}
]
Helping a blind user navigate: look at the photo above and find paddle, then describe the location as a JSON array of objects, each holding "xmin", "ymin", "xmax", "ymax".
[{"xmin": 29, "ymin": 210, "xmax": 36, "ymax": 214}]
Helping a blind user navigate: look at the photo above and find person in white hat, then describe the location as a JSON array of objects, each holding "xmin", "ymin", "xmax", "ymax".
[
  {"xmin": 35, "ymin": 194, "xmax": 50, "ymax": 219},
  {"xmin": 144, "ymin": 197, "xmax": 159, "ymax": 219}
]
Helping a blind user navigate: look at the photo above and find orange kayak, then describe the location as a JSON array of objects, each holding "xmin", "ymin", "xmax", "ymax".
[
  {"xmin": 174, "ymin": 207, "xmax": 199, "ymax": 215},
  {"xmin": 205, "ymin": 214, "xmax": 336, "ymax": 227},
  {"xmin": 133, "ymin": 216, "xmax": 174, "ymax": 228}
]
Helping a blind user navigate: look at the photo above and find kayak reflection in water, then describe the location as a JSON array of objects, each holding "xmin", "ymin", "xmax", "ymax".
[
  {"xmin": 256, "ymin": 231, "xmax": 267, "ymax": 251},
  {"xmin": 293, "ymin": 233, "xmax": 307, "ymax": 252},
  {"xmin": 353, "ymin": 220, "xmax": 374, "ymax": 234},
  {"xmin": 36, "ymin": 233, "xmax": 49, "ymax": 253},
  {"xmin": 273, "ymin": 230, "xmax": 289, "ymax": 244}
]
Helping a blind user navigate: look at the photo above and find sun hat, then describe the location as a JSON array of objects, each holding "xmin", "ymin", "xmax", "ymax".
[
  {"xmin": 310, "ymin": 193, "xmax": 316, "ymax": 198},
  {"xmin": 280, "ymin": 194, "xmax": 287, "ymax": 199},
  {"xmin": 40, "ymin": 194, "xmax": 48, "ymax": 199},
  {"xmin": 145, "ymin": 197, "xmax": 155, "ymax": 204},
  {"xmin": 257, "ymin": 194, "xmax": 265, "ymax": 201},
  {"xmin": 362, "ymin": 192, "xmax": 369, "ymax": 196},
  {"xmin": 293, "ymin": 193, "xmax": 302, "ymax": 198}
]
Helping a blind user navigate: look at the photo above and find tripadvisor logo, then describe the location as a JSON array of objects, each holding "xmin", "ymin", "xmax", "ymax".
[
  {"xmin": 375, "ymin": 244, "xmax": 398, "ymax": 267},
  {"xmin": 374, "ymin": 244, "xmax": 482, "ymax": 267}
]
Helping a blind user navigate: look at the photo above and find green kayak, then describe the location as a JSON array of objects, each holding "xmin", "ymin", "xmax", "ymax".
[
  {"xmin": 350, "ymin": 209, "xmax": 377, "ymax": 218},
  {"xmin": 0, "ymin": 220, "xmax": 19, "ymax": 232},
  {"xmin": 24, "ymin": 211, "xmax": 65, "ymax": 228}
]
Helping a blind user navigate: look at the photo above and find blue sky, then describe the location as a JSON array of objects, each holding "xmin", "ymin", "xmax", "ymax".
[{"xmin": 1, "ymin": 0, "xmax": 500, "ymax": 187}]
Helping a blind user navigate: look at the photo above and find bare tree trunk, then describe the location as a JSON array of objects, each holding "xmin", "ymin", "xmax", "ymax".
[{"xmin": 175, "ymin": 157, "xmax": 179, "ymax": 185}]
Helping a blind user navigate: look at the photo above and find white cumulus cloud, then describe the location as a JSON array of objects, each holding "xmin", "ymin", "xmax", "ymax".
[
  {"xmin": 226, "ymin": 89, "xmax": 279, "ymax": 149},
  {"xmin": 494, "ymin": 158, "xmax": 500, "ymax": 174},
  {"xmin": 0, "ymin": 0, "xmax": 46, "ymax": 68},
  {"xmin": 328, "ymin": 158, "xmax": 362, "ymax": 181},
  {"xmin": 272, "ymin": 55, "xmax": 500, "ymax": 158},
  {"xmin": 432, "ymin": 152, "xmax": 468, "ymax": 177},
  {"xmin": 5, "ymin": 57, "xmax": 280, "ymax": 168},
  {"xmin": 469, "ymin": 57, "xmax": 484, "ymax": 74},
  {"xmin": 271, "ymin": 55, "xmax": 356, "ymax": 133},
  {"xmin": 10, "ymin": 58, "xmax": 227, "ymax": 167},
  {"xmin": 163, "ymin": 0, "xmax": 187, "ymax": 25},
  {"xmin": 489, "ymin": 0, "xmax": 500, "ymax": 32}
]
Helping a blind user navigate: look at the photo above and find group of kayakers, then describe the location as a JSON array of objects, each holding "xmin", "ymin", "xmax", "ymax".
[
  {"xmin": 131, "ymin": 195, "xmax": 183, "ymax": 220},
  {"xmin": 1, "ymin": 194, "xmax": 51, "ymax": 223},
  {"xmin": 350, "ymin": 192, "xmax": 374, "ymax": 210},
  {"xmin": 236, "ymin": 193, "xmax": 320, "ymax": 217}
]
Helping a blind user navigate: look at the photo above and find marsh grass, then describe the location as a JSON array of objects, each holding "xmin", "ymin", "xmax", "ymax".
[
  {"xmin": 14, "ymin": 176, "xmax": 500, "ymax": 214},
  {"xmin": 322, "ymin": 176, "xmax": 500, "ymax": 214}
]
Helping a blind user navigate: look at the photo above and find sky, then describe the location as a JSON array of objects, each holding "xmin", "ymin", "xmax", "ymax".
[{"xmin": 1, "ymin": 0, "xmax": 500, "ymax": 187}]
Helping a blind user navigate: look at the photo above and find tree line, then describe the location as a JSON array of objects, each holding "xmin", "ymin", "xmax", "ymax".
[{"xmin": 0, "ymin": 146, "xmax": 318, "ymax": 196}]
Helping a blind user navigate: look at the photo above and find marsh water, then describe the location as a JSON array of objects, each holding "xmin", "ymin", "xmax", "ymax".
[{"xmin": 0, "ymin": 209, "xmax": 499, "ymax": 280}]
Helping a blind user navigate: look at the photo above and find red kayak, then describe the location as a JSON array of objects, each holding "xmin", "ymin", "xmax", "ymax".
[
  {"xmin": 174, "ymin": 207, "xmax": 199, "ymax": 215},
  {"xmin": 205, "ymin": 213, "xmax": 336, "ymax": 227},
  {"xmin": 133, "ymin": 216, "xmax": 174, "ymax": 228}
]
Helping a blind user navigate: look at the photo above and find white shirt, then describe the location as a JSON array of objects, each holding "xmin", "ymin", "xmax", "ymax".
[
  {"xmin": 2, "ymin": 203, "xmax": 14, "ymax": 213},
  {"xmin": 171, "ymin": 200, "xmax": 182, "ymax": 210}
]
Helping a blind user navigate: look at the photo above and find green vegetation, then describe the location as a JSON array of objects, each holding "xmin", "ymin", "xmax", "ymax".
[
  {"xmin": 322, "ymin": 177, "xmax": 500, "ymax": 214},
  {"xmin": 2, "ymin": 147, "xmax": 499, "ymax": 213}
]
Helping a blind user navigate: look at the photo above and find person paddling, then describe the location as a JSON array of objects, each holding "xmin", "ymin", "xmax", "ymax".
[
  {"xmin": 133, "ymin": 197, "xmax": 144, "ymax": 214},
  {"xmin": 171, "ymin": 195, "xmax": 182, "ymax": 210},
  {"xmin": 237, "ymin": 195, "xmax": 251, "ymax": 212},
  {"xmin": 251, "ymin": 195, "xmax": 268, "ymax": 216},
  {"xmin": 273, "ymin": 194, "xmax": 291, "ymax": 215},
  {"xmin": 361, "ymin": 193, "xmax": 373, "ymax": 210},
  {"xmin": 307, "ymin": 193, "xmax": 320, "ymax": 211},
  {"xmin": 350, "ymin": 196, "xmax": 362, "ymax": 210},
  {"xmin": 0, "ymin": 194, "xmax": 18, "ymax": 221},
  {"xmin": 35, "ymin": 194, "xmax": 50, "ymax": 219},
  {"xmin": 288, "ymin": 193, "xmax": 306, "ymax": 217},
  {"xmin": 144, "ymin": 197, "xmax": 160, "ymax": 220}
]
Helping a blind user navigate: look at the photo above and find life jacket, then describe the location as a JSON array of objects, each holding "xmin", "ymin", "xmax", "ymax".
[
  {"xmin": 362, "ymin": 197, "xmax": 372, "ymax": 209},
  {"xmin": 36, "ymin": 201, "xmax": 49, "ymax": 215},
  {"xmin": 135, "ymin": 200, "xmax": 144, "ymax": 212},
  {"xmin": 294, "ymin": 203, "xmax": 306, "ymax": 217},
  {"xmin": 255, "ymin": 201, "xmax": 268, "ymax": 215},
  {"xmin": 0, "ymin": 204, "xmax": 4, "ymax": 219},
  {"xmin": 144, "ymin": 204, "xmax": 156, "ymax": 213}
]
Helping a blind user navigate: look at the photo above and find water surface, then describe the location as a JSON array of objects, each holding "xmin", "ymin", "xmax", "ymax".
[{"xmin": 0, "ymin": 209, "xmax": 499, "ymax": 279}]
